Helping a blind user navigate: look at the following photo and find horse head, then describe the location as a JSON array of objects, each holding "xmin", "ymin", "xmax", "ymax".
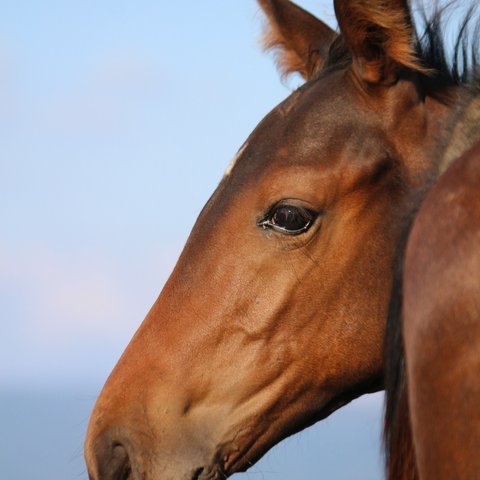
[{"xmin": 85, "ymin": 1, "xmax": 454, "ymax": 478}]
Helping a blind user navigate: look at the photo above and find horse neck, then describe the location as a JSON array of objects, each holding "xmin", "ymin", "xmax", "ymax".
[{"xmin": 440, "ymin": 88, "xmax": 480, "ymax": 173}]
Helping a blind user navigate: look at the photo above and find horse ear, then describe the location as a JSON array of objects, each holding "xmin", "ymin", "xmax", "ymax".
[
  {"xmin": 258, "ymin": 0, "xmax": 337, "ymax": 80},
  {"xmin": 334, "ymin": 0, "xmax": 424, "ymax": 84}
]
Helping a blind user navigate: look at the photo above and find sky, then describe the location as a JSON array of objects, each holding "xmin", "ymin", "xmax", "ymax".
[{"xmin": 4, "ymin": 0, "xmax": 454, "ymax": 478}]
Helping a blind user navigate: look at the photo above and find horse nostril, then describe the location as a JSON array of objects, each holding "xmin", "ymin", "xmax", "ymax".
[
  {"xmin": 191, "ymin": 467, "xmax": 205, "ymax": 480},
  {"xmin": 92, "ymin": 437, "xmax": 132, "ymax": 480},
  {"xmin": 110, "ymin": 444, "xmax": 132, "ymax": 480}
]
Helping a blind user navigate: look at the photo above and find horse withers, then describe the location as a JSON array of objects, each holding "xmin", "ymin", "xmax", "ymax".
[{"xmin": 85, "ymin": 1, "xmax": 476, "ymax": 479}]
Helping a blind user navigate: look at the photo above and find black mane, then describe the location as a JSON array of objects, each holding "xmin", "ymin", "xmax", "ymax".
[
  {"xmin": 383, "ymin": 205, "xmax": 421, "ymax": 480},
  {"xmin": 415, "ymin": 3, "xmax": 480, "ymax": 87}
]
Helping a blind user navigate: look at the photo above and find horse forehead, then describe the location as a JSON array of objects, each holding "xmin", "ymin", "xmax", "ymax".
[{"xmin": 224, "ymin": 76, "xmax": 365, "ymax": 178}]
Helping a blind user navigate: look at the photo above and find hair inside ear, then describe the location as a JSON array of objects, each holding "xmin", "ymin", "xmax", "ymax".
[
  {"xmin": 334, "ymin": 0, "xmax": 427, "ymax": 84},
  {"xmin": 258, "ymin": 0, "xmax": 336, "ymax": 81}
]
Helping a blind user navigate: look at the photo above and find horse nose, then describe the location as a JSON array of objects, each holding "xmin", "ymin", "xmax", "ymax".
[{"xmin": 86, "ymin": 432, "xmax": 132, "ymax": 480}]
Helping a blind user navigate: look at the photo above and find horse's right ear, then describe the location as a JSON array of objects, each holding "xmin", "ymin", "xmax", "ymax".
[
  {"xmin": 258, "ymin": 0, "xmax": 336, "ymax": 81},
  {"xmin": 334, "ymin": 0, "xmax": 424, "ymax": 84}
]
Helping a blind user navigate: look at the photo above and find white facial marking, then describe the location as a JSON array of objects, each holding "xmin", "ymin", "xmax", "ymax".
[{"xmin": 224, "ymin": 142, "xmax": 248, "ymax": 177}]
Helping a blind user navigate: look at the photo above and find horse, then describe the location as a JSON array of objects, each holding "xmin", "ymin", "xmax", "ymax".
[{"xmin": 84, "ymin": 1, "xmax": 480, "ymax": 479}]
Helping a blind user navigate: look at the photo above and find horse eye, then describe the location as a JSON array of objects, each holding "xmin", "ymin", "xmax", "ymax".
[{"xmin": 259, "ymin": 204, "xmax": 317, "ymax": 235}]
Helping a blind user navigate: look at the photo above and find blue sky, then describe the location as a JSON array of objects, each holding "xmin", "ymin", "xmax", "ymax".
[{"xmin": 2, "ymin": 1, "xmax": 393, "ymax": 478}]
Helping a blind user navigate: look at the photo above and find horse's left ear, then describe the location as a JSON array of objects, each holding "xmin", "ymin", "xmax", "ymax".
[
  {"xmin": 334, "ymin": 0, "xmax": 425, "ymax": 84},
  {"xmin": 258, "ymin": 0, "xmax": 337, "ymax": 80}
]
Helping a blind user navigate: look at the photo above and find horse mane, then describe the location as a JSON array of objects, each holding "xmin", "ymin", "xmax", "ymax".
[
  {"xmin": 383, "ymin": 4, "xmax": 480, "ymax": 479},
  {"xmin": 414, "ymin": 3, "xmax": 480, "ymax": 88},
  {"xmin": 383, "ymin": 209, "xmax": 419, "ymax": 480}
]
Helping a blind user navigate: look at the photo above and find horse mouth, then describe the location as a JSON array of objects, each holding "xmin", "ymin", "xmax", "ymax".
[{"xmin": 220, "ymin": 385, "xmax": 381, "ymax": 476}]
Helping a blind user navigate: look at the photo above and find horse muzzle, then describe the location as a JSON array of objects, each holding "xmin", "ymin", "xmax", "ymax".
[{"xmin": 85, "ymin": 425, "xmax": 226, "ymax": 480}]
